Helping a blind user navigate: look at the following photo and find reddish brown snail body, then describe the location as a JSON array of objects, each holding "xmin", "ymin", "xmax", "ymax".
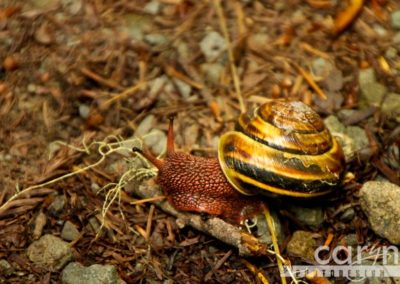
[{"xmin": 135, "ymin": 100, "xmax": 346, "ymax": 224}]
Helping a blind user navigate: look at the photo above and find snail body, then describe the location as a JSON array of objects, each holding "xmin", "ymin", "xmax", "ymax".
[{"xmin": 136, "ymin": 101, "xmax": 345, "ymax": 224}]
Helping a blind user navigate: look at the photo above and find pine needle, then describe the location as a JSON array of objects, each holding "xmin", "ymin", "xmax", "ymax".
[{"xmin": 213, "ymin": 0, "xmax": 245, "ymax": 113}]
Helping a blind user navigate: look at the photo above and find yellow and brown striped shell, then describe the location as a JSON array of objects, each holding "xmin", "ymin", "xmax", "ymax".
[{"xmin": 218, "ymin": 100, "xmax": 345, "ymax": 198}]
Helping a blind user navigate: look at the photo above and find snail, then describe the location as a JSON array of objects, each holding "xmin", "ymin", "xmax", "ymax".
[{"xmin": 134, "ymin": 100, "xmax": 345, "ymax": 224}]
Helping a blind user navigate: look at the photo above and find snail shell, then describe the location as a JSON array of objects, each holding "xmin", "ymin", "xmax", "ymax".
[{"xmin": 218, "ymin": 100, "xmax": 345, "ymax": 198}]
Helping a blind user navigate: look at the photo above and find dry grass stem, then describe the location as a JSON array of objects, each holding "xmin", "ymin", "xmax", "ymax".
[{"xmin": 213, "ymin": 0, "xmax": 245, "ymax": 113}]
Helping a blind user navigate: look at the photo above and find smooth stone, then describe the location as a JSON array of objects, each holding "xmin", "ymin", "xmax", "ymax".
[{"xmin": 61, "ymin": 221, "xmax": 80, "ymax": 241}]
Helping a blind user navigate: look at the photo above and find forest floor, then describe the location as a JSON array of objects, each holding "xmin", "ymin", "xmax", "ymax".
[{"xmin": 0, "ymin": 0, "xmax": 399, "ymax": 283}]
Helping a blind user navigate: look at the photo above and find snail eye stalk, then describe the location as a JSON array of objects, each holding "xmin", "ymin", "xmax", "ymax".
[{"xmin": 132, "ymin": 147, "xmax": 164, "ymax": 170}]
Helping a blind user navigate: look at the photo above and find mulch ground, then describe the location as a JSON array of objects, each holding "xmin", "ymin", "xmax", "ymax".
[{"xmin": 0, "ymin": 0, "xmax": 399, "ymax": 283}]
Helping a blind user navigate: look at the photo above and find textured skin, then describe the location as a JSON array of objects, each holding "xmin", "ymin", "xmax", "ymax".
[{"xmin": 157, "ymin": 152, "xmax": 263, "ymax": 224}]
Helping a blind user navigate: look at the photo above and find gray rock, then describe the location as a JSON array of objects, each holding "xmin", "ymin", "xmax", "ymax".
[
  {"xmin": 324, "ymin": 116, "xmax": 368, "ymax": 161},
  {"xmin": 358, "ymin": 67, "xmax": 392, "ymax": 110},
  {"xmin": 337, "ymin": 109, "xmax": 357, "ymax": 121},
  {"xmin": 287, "ymin": 230, "xmax": 319, "ymax": 262},
  {"xmin": 339, "ymin": 207, "xmax": 356, "ymax": 222},
  {"xmin": 287, "ymin": 205, "xmax": 325, "ymax": 230},
  {"xmin": 78, "ymin": 104, "xmax": 90, "ymax": 119},
  {"xmin": 385, "ymin": 47, "xmax": 398, "ymax": 59},
  {"xmin": 87, "ymin": 217, "xmax": 101, "ymax": 235},
  {"xmin": 148, "ymin": 75, "xmax": 174, "ymax": 98},
  {"xmin": 200, "ymin": 31, "xmax": 226, "ymax": 62},
  {"xmin": 136, "ymin": 115, "xmax": 155, "ymax": 137},
  {"xmin": 252, "ymin": 211, "xmax": 284, "ymax": 246},
  {"xmin": 360, "ymin": 181, "xmax": 400, "ymax": 245},
  {"xmin": 394, "ymin": 32, "xmax": 400, "ymax": 43},
  {"xmin": 360, "ymin": 82, "xmax": 387, "ymax": 106},
  {"xmin": 346, "ymin": 126, "xmax": 369, "ymax": 153},
  {"xmin": 61, "ymin": 0, "xmax": 82, "ymax": 15},
  {"xmin": 247, "ymin": 32, "xmax": 270, "ymax": 50},
  {"xmin": 27, "ymin": 234, "xmax": 73, "ymax": 270},
  {"xmin": 385, "ymin": 144, "xmax": 399, "ymax": 169},
  {"xmin": 381, "ymin": 93, "xmax": 400, "ymax": 121},
  {"xmin": 358, "ymin": 68, "xmax": 376, "ymax": 87},
  {"xmin": 61, "ymin": 221, "xmax": 80, "ymax": 241},
  {"xmin": 144, "ymin": 33, "xmax": 168, "ymax": 46},
  {"xmin": 391, "ymin": 10, "xmax": 400, "ymax": 29},
  {"xmin": 61, "ymin": 262, "xmax": 125, "ymax": 284},
  {"xmin": 121, "ymin": 14, "xmax": 152, "ymax": 41},
  {"xmin": 372, "ymin": 24, "xmax": 387, "ymax": 36},
  {"xmin": 143, "ymin": 129, "xmax": 167, "ymax": 157},
  {"xmin": 200, "ymin": 63, "xmax": 224, "ymax": 84},
  {"xmin": 0, "ymin": 259, "xmax": 14, "ymax": 276},
  {"xmin": 48, "ymin": 195, "xmax": 66, "ymax": 216},
  {"xmin": 172, "ymin": 78, "xmax": 192, "ymax": 98},
  {"xmin": 311, "ymin": 57, "xmax": 333, "ymax": 79},
  {"xmin": 143, "ymin": 0, "xmax": 161, "ymax": 15}
]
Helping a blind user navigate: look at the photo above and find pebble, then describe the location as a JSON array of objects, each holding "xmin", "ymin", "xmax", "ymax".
[
  {"xmin": 61, "ymin": 262, "xmax": 125, "ymax": 284},
  {"xmin": 360, "ymin": 82, "xmax": 387, "ymax": 107},
  {"xmin": 121, "ymin": 13, "xmax": 152, "ymax": 41},
  {"xmin": 200, "ymin": 62, "xmax": 225, "ymax": 84},
  {"xmin": 136, "ymin": 115, "xmax": 155, "ymax": 137},
  {"xmin": 358, "ymin": 68, "xmax": 376, "ymax": 87},
  {"xmin": 172, "ymin": 78, "xmax": 192, "ymax": 98},
  {"xmin": 372, "ymin": 24, "xmax": 387, "ymax": 36},
  {"xmin": 286, "ymin": 230, "xmax": 319, "ymax": 262},
  {"xmin": 324, "ymin": 116, "xmax": 368, "ymax": 161},
  {"xmin": 360, "ymin": 181, "xmax": 400, "ymax": 245},
  {"xmin": 200, "ymin": 31, "xmax": 226, "ymax": 62},
  {"xmin": 247, "ymin": 32, "xmax": 270, "ymax": 51},
  {"xmin": 61, "ymin": 221, "xmax": 80, "ymax": 241},
  {"xmin": 385, "ymin": 47, "xmax": 398, "ymax": 59},
  {"xmin": 148, "ymin": 75, "xmax": 174, "ymax": 98},
  {"xmin": 143, "ymin": 129, "xmax": 167, "ymax": 157},
  {"xmin": 48, "ymin": 195, "xmax": 66, "ymax": 216},
  {"xmin": 390, "ymin": 10, "xmax": 400, "ymax": 29},
  {"xmin": 0, "ymin": 259, "xmax": 14, "ymax": 276},
  {"xmin": 61, "ymin": 0, "xmax": 82, "ymax": 15},
  {"xmin": 358, "ymin": 67, "xmax": 390, "ymax": 109},
  {"xmin": 27, "ymin": 234, "xmax": 73, "ymax": 270},
  {"xmin": 144, "ymin": 33, "xmax": 168, "ymax": 46},
  {"xmin": 394, "ymin": 32, "xmax": 400, "ymax": 43},
  {"xmin": 311, "ymin": 57, "xmax": 333, "ymax": 79},
  {"xmin": 143, "ymin": 0, "xmax": 161, "ymax": 15},
  {"xmin": 78, "ymin": 104, "xmax": 90, "ymax": 119},
  {"xmin": 287, "ymin": 205, "xmax": 325, "ymax": 230},
  {"xmin": 253, "ymin": 211, "xmax": 284, "ymax": 246},
  {"xmin": 381, "ymin": 93, "xmax": 400, "ymax": 122},
  {"xmin": 339, "ymin": 207, "xmax": 356, "ymax": 222},
  {"xmin": 87, "ymin": 217, "xmax": 101, "ymax": 235}
]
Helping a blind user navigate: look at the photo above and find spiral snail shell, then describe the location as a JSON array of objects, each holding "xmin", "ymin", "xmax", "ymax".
[
  {"xmin": 219, "ymin": 100, "xmax": 345, "ymax": 198},
  {"xmin": 135, "ymin": 100, "xmax": 345, "ymax": 223}
]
